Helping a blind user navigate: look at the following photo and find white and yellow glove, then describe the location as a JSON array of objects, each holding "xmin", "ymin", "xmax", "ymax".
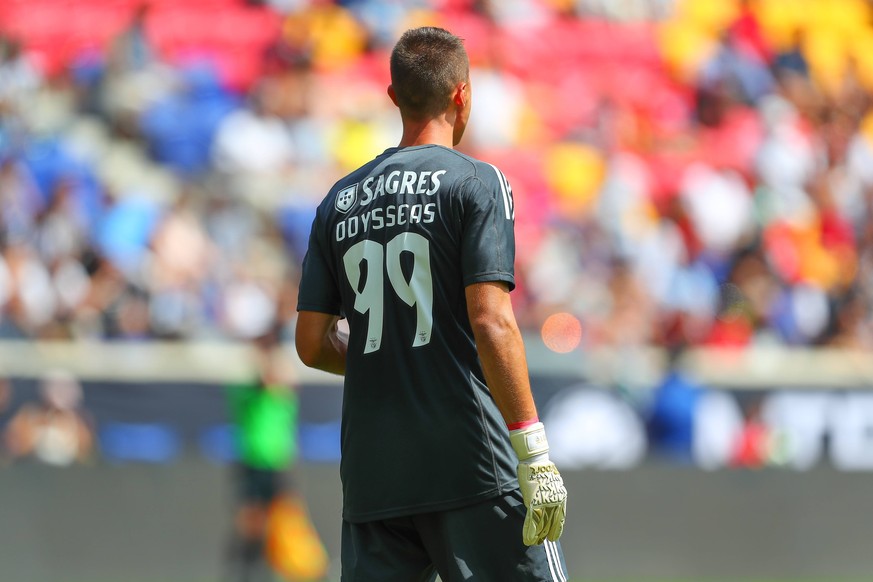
[{"xmin": 510, "ymin": 421, "xmax": 567, "ymax": 546}]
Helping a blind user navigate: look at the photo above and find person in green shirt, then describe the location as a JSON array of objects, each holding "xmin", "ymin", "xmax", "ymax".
[{"xmin": 225, "ymin": 326, "xmax": 299, "ymax": 582}]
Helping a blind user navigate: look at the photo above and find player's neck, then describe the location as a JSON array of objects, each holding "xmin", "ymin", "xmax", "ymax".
[{"xmin": 397, "ymin": 117, "xmax": 455, "ymax": 149}]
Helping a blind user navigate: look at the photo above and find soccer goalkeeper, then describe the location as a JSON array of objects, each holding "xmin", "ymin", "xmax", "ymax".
[{"xmin": 295, "ymin": 26, "xmax": 568, "ymax": 581}]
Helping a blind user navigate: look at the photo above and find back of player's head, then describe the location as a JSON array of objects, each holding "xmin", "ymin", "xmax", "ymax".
[{"xmin": 390, "ymin": 27, "xmax": 469, "ymax": 121}]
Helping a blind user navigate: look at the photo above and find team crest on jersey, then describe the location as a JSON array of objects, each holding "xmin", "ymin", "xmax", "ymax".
[{"xmin": 335, "ymin": 184, "xmax": 357, "ymax": 213}]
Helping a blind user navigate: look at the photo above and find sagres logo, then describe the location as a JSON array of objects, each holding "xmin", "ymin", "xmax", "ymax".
[{"xmin": 335, "ymin": 184, "xmax": 357, "ymax": 213}]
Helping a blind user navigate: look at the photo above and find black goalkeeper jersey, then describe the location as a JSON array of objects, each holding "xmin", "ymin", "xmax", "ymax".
[{"xmin": 297, "ymin": 144, "xmax": 519, "ymax": 522}]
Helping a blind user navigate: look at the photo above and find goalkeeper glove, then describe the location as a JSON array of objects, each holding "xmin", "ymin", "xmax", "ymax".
[{"xmin": 510, "ymin": 421, "xmax": 567, "ymax": 546}]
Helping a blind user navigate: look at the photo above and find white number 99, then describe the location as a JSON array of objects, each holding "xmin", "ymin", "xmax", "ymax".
[{"xmin": 342, "ymin": 232, "xmax": 433, "ymax": 354}]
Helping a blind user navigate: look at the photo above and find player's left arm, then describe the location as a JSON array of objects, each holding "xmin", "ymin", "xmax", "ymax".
[
  {"xmin": 295, "ymin": 311, "xmax": 348, "ymax": 376},
  {"xmin": 465, "ymin": 281, "xmax": 536, "ymax": 424},
  {"xmin": 466, "ymin": 280, "xmax": 567, "ymax": 546},
  {"xmin": 461, "ymin": 167, "xmax": 566, "ymax": 546}
]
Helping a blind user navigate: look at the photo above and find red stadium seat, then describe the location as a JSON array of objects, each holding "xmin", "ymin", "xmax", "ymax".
[
  {"xmin": 213, "ymin": 50, "xmax": 262, "ymax": 92},
  {"xmin": 435, "ymin": 10, "xmax": 493, "ymax": 66},
  {"xmin": 67, "ymin": 4, "xmax": 131, "ymax": 51},
  {"xmin": 1, "ymin": 2, "xmax": 64, "ymax": 44},
  {"xmin": 212, "ymin": 7, "xmax": 281, "ymax": 50}
]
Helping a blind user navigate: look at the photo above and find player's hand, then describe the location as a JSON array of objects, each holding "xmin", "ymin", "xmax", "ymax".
[{"xmin": 510, "ymin": 422, "xmax": 567, "ymax": 546}]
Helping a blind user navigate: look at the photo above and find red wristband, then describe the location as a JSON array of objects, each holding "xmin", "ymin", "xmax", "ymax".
[{"xmin": 507, "ymin": 418, "xmax": 539, "ymax": 431}]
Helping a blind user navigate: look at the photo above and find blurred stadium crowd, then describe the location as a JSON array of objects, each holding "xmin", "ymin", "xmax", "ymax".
[{"xmin": 1, "ymin": 0, "xmax": 873, "ymax": 352}]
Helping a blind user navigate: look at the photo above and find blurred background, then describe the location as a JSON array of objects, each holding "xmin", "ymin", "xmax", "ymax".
[{"xmin": 2, "ymin": 0, "xmax": 873, "ymax": 580}]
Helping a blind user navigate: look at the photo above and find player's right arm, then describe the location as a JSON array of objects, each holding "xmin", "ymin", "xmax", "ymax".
[
  {"xmin": 296, "ymin": 202, "xmax": 348, "ymax": 375},
  {"xmin": 295, "ymin": 311, "xmax": 348, "ymax": 376}
]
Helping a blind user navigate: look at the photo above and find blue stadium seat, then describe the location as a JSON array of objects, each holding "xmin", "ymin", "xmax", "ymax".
[
  {"xmin": 298, "ymin": 421, "xmax": 341, "ymax": 463},
  {"xmin": 99, "ymin": 421, "xmax": 181, "ymax": 463}
]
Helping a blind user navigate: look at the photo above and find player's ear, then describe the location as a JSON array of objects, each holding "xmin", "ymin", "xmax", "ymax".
[
  {"xmin": 387, "ymin": 85, "xmax": 399, "ymax": 107},
  {"xmin": 453, "ymin": 82, "xmax": 468, "ymax": 108}
]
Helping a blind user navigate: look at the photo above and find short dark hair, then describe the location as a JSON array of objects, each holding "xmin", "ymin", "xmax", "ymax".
[{"xmin": 390, "ymin": 27, "xmax": 469, "ymax": 120}]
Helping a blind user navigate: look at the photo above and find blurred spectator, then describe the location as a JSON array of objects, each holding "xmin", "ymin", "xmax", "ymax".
[
  {"xmin": 466, "ymin": 35, "xmax": 526, "ymax": 150},
  {"xmin": 147, "ymin": 190, "xmax": 213, "ymax": 338},
  {"xmin": 0, "ymin": 155, "xmax": 42, "ymax": 246},
  {"xmin": 108, "ymin": 4, "xmax": 155, "ymax": 74},
  {"xmin": 0, "ymin": 378, "xmax": 11, "ymax": 464},
  {"xmin": 698, "ymin": 35, "xmax": 772, "ymax": 107},
  {"xmin": 96, "ymin": 3, "xmax": 170, "ymax": 137},
  {"xmin": 727, "ymin": 0, "xmax": 772, "ymax": 67},
  {"xmin": 773, "ymin": 28, "xmax": 810, "ymax": 80},
  {"xmin": 3, "ymin": 370, "xmax": 94, "ymax": 466},
  {"xmin": 593, "ymin": 258, "xmax": 658, "ymax": 347},
  {"xmin": 730, "ymin": 395, "xmax": 772, "ymax": 468},
  {"xmin": 647, "ymin": 345, "xmax": 703, "ymax": 464},
  {"xmin": 755, "ymin": 94, "xmax": 816, "ymax": 222},
  {"xmin": 2, "ymin": 243, "xmax": 58, "ymax": 337},
  {"xmin": 212, "ymin": 79, "xmax": 296, "ymax": 206},
  {"xmin": 822, "ymin": 287, "xmax": 873, "ymax": 349},
  {"xmin": 0, "ymin": 36, "xmax": 41, "ymax": 116}
]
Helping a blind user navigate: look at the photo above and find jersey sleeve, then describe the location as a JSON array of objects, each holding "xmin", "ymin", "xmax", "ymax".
[
  {"xmin": 459, "ymin": 167, "xmax": 516, "ymax": 291},
  {"xmin": 297, "ymin": 212, "xmax": 343, "ymax": 315}
]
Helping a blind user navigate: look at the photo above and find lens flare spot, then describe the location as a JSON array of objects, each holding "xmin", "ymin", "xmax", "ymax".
[{"xmin": 541, "ymin": 312, "xmax": 582, "ymax": 354}]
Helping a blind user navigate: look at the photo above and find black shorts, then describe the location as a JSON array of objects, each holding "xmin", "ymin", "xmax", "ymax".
[
  {"xmin": 236, "ymin": 465, "xmax": 286, "ymax": 505},
  {"xmin": 340, "ymin": 489, "xmax": 568, "ymax": 582}
]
